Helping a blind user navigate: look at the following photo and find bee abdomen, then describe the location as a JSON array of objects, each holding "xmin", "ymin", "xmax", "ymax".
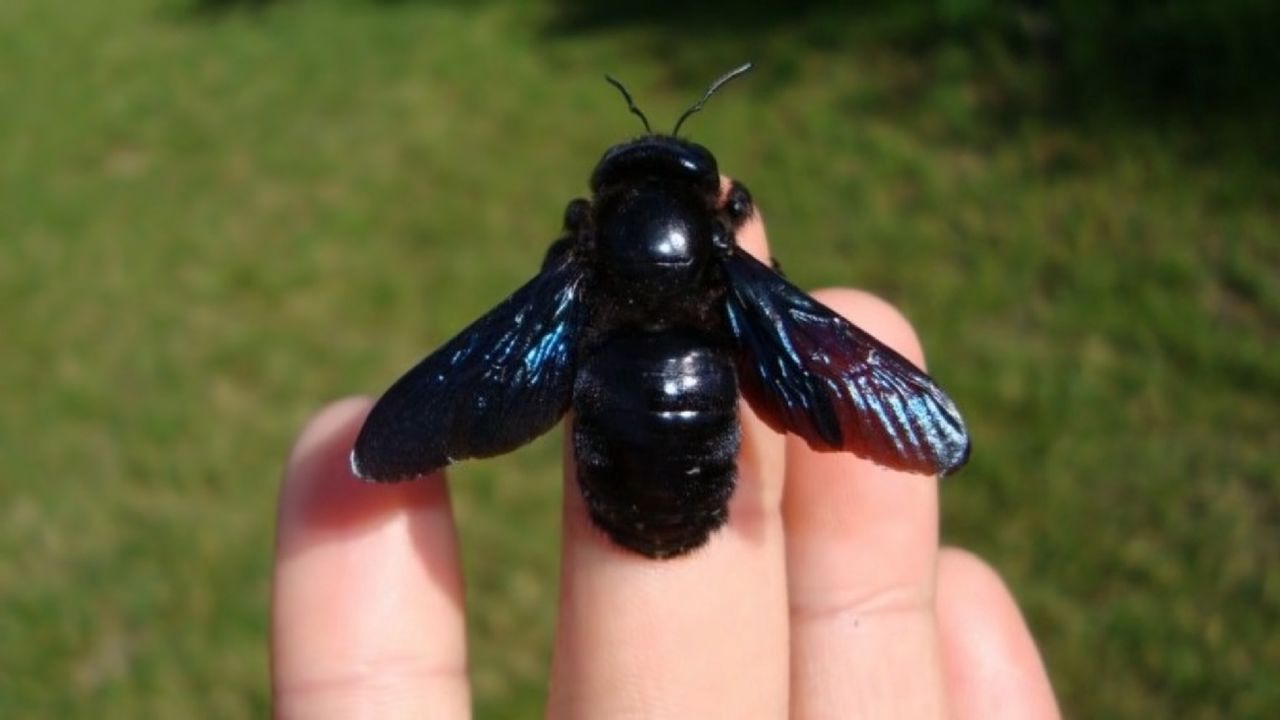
[{"xmin": 572, "ymin": 331, "xmax": 740, "ymax": 558}]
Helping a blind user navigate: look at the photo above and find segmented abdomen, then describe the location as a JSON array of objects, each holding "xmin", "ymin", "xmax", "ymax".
[{"xmin": 572, "ymin": 330, "xmax": 740, "ymax": 558}]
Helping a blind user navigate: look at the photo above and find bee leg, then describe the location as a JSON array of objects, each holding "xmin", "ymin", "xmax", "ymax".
[
  {"xmin": 723, "ymin": 180, "xmax": 780, "ymax": 271},
  {"xmin": 562, "ymin": 198, "xmax": 590, "ymax": 232},
  {"xmin": 542, "ymin": 235, "xmax": 573, "ymax": 270},
  {"xmin": 724, "ymin": 180, "xmax": 755, "ymax": 230},
  {"xmin": 543, "ymin": 198, "xmax": 591, "ymax": 270}
]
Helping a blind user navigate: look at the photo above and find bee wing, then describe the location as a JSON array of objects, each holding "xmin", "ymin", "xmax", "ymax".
[
  {"xmin": 352, "ymin": 254, "xmax": 588, "ymax": 481},
  {"xmin": 723, "ymin": 248, "xmax": 970, "ymax": 476}
]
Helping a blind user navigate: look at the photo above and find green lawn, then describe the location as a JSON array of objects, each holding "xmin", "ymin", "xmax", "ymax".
[{"xmin": 2, "ymin": 1, "xmax": 1277, "ymax": 717}]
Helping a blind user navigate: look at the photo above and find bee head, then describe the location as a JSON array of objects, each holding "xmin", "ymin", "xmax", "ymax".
[
  {"xmin": 589, "ymin": 135, "xmax": 720, "ymax": 197},
  {"xmin": 590, "ymin": 62, "xmax": 752, "ymax": 197}
]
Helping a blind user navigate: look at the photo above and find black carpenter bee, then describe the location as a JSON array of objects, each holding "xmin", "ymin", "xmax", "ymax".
[{"xmin": 351, "ymin": 63, "xmax": 970, "ymax": 558}]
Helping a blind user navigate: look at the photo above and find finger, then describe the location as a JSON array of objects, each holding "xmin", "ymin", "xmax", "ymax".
[
  {"xmin": 937, "ymin": 549, "xmax": 1061, "ymax": 720},
  {"xmin": 272, "ymin": 397, "xmax": 469, "ymax": 719},
  {"xmin": 784, "ymin": 292, "xmax": 947, "ymax": 719},
  {"xmin": 547, "ymin": 186, "xmax": 790, "ymax": 718}
]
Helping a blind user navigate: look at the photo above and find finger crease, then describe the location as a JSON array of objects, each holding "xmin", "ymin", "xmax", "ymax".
[
  {"xmin": 790, "ymin": 581, "xmax": 934, "ymax": 626},
  {"xmin": 276, "ymin": 654, "xmax": 468, "ymax": 697}
]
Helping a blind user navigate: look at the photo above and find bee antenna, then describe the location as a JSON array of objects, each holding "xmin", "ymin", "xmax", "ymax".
[
  {"xmin": 672, "ymin": 61, "xmax": 753, "ymax": 137},
  {"xmin": 604, "ymin": 74, "xmax": 652, "ymax": 134}
]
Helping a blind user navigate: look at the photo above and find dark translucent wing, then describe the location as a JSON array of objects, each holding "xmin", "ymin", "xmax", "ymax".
[
  {"xmin": 723, "ymin": 248, "xmax": 970, "ymax": 476},
  {"xmin": 351, "ymin": 255, "xmax": 587, "ymax": 481}
]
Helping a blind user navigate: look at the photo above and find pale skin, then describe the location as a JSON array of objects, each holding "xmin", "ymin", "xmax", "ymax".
[{"xmin": 271, "ymin": 192, "xmax": 1062, "ymax": 719}]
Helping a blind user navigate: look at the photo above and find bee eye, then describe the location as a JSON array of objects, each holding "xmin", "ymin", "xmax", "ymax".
[{"xmin": 711, "ymin": 220, "xmax": 733, "ymax": 256}]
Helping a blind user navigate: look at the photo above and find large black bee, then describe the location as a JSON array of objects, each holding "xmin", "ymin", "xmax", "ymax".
[{"xmin": 351, "ymin": 63, "xmax": 970, "ymax": 558}]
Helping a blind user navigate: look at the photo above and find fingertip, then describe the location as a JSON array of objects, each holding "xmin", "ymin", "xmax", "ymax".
[
  {"xmin": 938, "ymin": 548, "xmax": 1013, "ymax": 605},
  {"xmin": 284, "ymin": 396, "xmax": 372, "ymax": 482},
  {"xmin": 273, "ymin": 398, "xmax": 470, "ymax": 717},
  {"xmin": 783, "ymin": 287, "xmax": 947, "ymax": 717},
  {"xmin": 279, "ymin": 396, "xmax": 376, "ymax": 540},
  {"xmin": 277, "ymin": 396, "xmax": 434, "ymax": 538},
  {"xmin": 782, "ymin": 286, "xmax": 939, "ymax": 588},
  {"xmin": 937, "ymin": 548, "xmax": 1061, "ymax": 720}
]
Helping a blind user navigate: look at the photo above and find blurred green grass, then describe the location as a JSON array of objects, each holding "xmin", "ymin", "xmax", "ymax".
[{"xmin": 2, "ymin": 0, "xmax": 1277, "ymax": 717}]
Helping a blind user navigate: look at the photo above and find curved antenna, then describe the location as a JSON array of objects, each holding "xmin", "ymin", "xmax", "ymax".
[
  {"xmin": 604, "ymin": 74, "xmax": 652, "ymax": 134},
  {"xmin": 672, "ymin": 61, "xmax": 753, "ymax": 137}
]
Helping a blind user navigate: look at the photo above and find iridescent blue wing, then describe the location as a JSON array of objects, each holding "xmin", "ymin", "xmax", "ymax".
[
  {"xmin": 351, "ymin": 255, "xmax": 587, "ymax": 481},
  {"xmin": 723, "ymin": 248, "xmax": 970, "ymax": 476}
]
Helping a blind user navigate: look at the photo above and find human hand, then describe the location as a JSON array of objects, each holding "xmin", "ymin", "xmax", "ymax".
[{"xmin": 271, "ymin": 207, "xmax": 1060, "ymax": 719}]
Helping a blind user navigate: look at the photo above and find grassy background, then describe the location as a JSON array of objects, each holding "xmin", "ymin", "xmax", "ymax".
[{"xmin": 2, "ymin": 0, "xmax": 1277, "ymax": 716}]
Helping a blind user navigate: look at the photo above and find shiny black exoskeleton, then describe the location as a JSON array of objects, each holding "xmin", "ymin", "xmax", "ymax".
[
  {"xmin": 350, "ymin": 65, "xmax": 971, "ymax": 558},
  {"xmin": 565, "ymin": 136, "xmax": 750, "ymax": 554},
  {"xmin": 574, "ymin": 332, "xmax": 740, "ymax": 554}
]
